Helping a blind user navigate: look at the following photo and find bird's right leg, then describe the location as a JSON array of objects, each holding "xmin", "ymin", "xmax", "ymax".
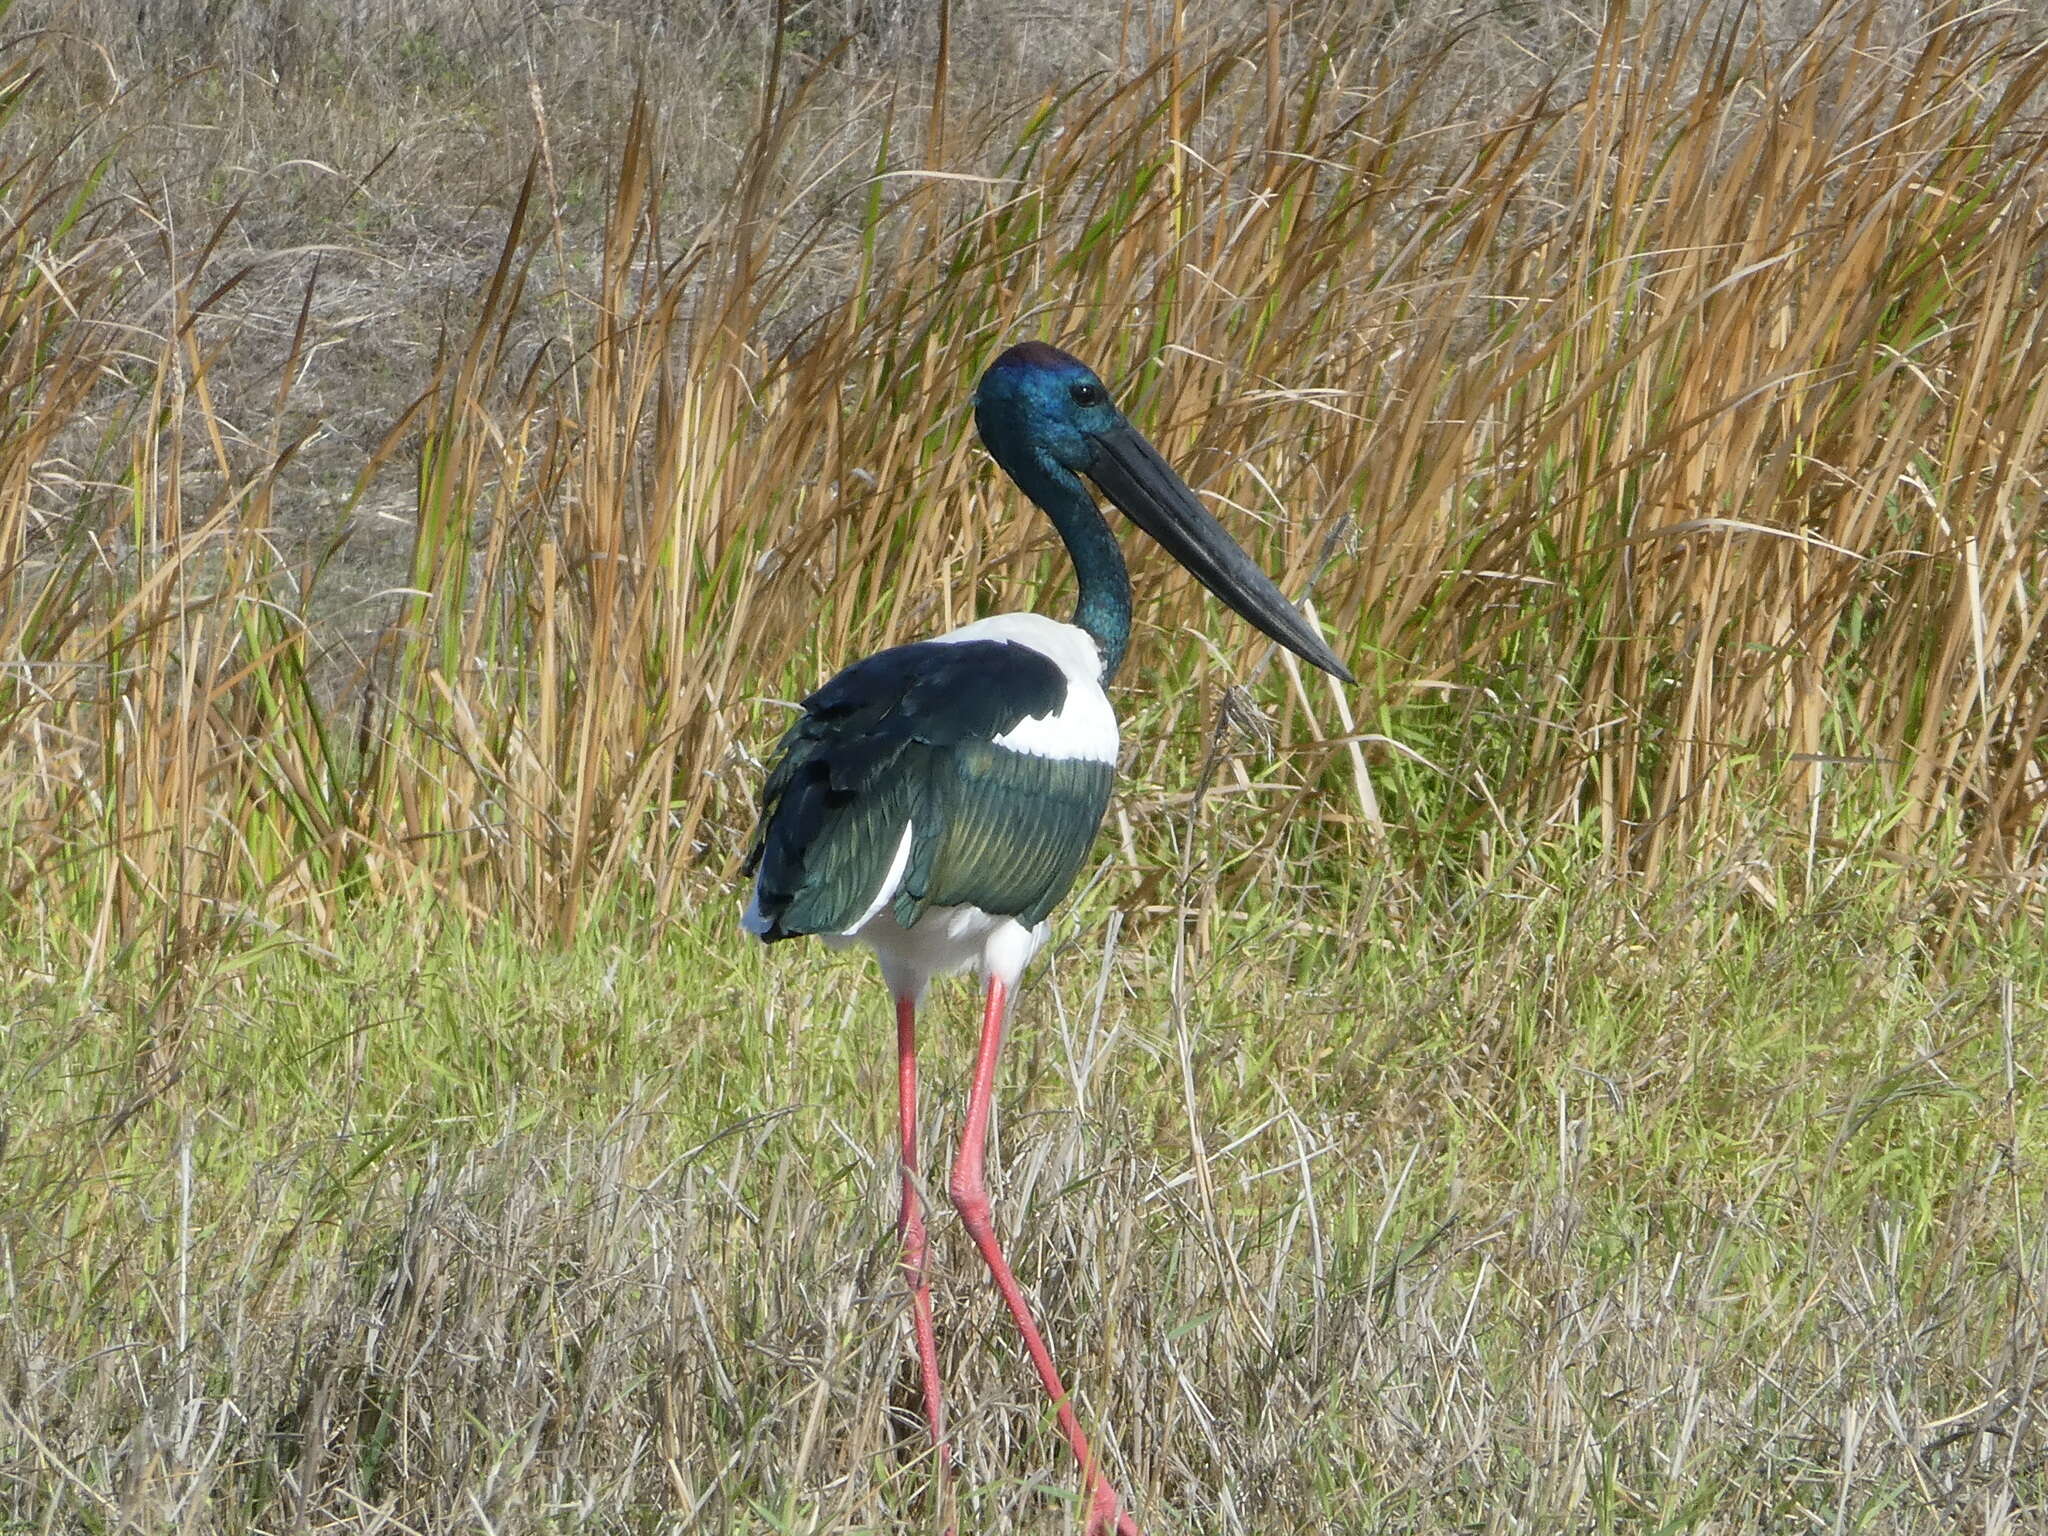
[
  {"xmin": 895, "ymin": 990, "xmax": 949, "ymax": 1468},
  {"xmin": 949, "ymin": 974, "xmax": 1139, "ymax": 1536}
]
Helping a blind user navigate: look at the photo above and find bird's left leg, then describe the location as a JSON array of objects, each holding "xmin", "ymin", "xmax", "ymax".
[
  {"xmin": 948, "ymin": 974, "xmax": 1139, "ymax": 1536},
  {"xmin": 894, "ymin": 990, "xmax": 949, "ymax": 1467}
]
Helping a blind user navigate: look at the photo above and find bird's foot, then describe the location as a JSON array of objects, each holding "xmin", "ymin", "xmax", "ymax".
[{"xmin": 1084, "ymin": 1479, "xmax": 1139, "ymax": 1536}]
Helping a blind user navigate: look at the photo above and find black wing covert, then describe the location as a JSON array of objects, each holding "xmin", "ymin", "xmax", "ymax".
[{"xmin": 745, "ymin": 640, "xmax": 1114, "ymax": 941}]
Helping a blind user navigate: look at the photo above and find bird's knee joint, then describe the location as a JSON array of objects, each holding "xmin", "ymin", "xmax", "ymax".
[{"xmin": 948, "ymin": 1171, "xmax": 991, "ymax": 1232}]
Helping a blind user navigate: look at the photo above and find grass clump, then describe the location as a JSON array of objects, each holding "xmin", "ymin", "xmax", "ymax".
[{"xmin": 3, "ymin": 870, "xmax": 2042, "ymax": 1531}]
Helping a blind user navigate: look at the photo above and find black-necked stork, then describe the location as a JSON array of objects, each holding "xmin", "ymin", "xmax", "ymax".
[{"xmin": 743, "ymin": 343, "xmax": 1351, "ymax": 1535}]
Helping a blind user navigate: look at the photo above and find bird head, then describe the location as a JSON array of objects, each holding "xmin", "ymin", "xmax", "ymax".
[
  {"xmin": 973, "ymin": 341, "xmax": 1124, "ymax": 478},
  {"xmin": 974, "ymin": 342, "xmax": 1352, "ymax": 684}
]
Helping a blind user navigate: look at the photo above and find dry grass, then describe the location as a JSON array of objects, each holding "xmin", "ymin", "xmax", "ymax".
[
  {"xmin": 5, "ymin": 1, "xmax": 2047, "ymax": 948},
  {"xmin": 4, "ymin": 880, "xmax": 2044, "ymax": 1532},
  {"xmin": 3, "ymin": 0, "xmax": 2048, "ymax": 1531}
]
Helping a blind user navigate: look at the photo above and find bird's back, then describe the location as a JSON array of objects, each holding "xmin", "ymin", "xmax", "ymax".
[{"xmin": 744, "ymin": 618, "xmax": 1118, "ymax": 945}]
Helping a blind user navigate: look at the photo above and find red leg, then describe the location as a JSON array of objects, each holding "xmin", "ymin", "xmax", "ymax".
[
  {"xmin": 947, "ymin": 975, "xmax": 1139, "ymax": 1536},
  {"xmin": 895, "ymin": 991, "xmax": 950, "ymax": 1478}
]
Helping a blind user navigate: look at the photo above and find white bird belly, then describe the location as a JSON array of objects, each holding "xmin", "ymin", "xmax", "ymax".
[{"xmin": 826, "ymin": 901, "xmax": 1048, "ymax": 1001}]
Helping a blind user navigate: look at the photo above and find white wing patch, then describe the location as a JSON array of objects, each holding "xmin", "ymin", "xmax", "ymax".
[
  {"xmin": 931, "ymin": 613, "xmax": 1120, "ymax": 765},
  {"xmin": 843, "ymin": 821, "xmax": 915, "ymax": 935},
  {"xmin": 990, "ymin": 693, "xmax": 1117, "ymax": 762}
]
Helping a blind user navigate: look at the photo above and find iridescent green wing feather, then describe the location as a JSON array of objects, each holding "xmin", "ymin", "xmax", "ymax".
[
  {"xmin": 899, "ymin": 744, "xmax": 1112, "ymax": 928},
  {"xmin": 746, "ymin": 639, "xmax": 1104, "ymax": 939}
]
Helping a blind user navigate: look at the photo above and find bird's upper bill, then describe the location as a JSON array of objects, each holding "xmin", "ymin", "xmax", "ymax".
[{"xmin": 975, "ymin": 343, "xmax": 1353, "ymax": 684}]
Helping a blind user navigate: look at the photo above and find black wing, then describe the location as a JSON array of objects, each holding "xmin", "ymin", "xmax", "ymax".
[{"xmin": 745, "ymin": 640, "xmax": 1114, "ymax": 941}]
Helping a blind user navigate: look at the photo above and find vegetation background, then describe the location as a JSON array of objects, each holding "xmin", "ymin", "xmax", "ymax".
[{"xmin": 2, "ymin": 0, "xmax": 2045, "ymax": 1529}]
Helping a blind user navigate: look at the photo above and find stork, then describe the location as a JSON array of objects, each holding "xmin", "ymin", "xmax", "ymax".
[{"xmin": 743, "ymin": 343, "xmax": 1351, "ymax": 1534}]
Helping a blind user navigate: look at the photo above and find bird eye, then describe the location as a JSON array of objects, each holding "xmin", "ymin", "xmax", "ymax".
[{"xmin": 1069, "ymin": 381, "xmax": 1105, "ymax": 407}]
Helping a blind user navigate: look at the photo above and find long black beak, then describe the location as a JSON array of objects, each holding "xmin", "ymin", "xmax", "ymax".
[{"xmin": 1084, "ymin": 423, "xmax": 1354, "ymax": 683}]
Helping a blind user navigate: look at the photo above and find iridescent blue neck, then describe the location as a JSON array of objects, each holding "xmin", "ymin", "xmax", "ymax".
[
  {"xmin": 1050, "ymin": 486, "xmax": 1131, "ymax": 682},
  {"xmin": 992, "ymin": 453, "xmax": 1129, "ymax": 681}
]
